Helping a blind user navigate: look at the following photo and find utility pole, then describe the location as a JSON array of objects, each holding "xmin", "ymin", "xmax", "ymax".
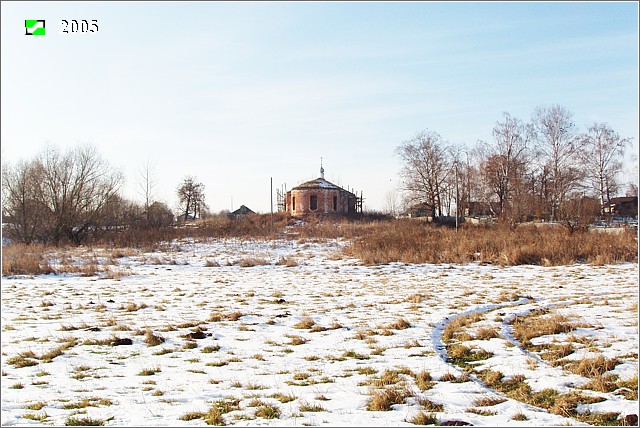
[
  {"xmin": 270, "ymin": 177, "xmax": 273, "ymax": 229},
  {"xmin": 455, "ymin": 162, "xmax": 459, "ymax": 232}
]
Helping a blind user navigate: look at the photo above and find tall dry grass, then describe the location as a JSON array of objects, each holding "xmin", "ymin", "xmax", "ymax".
[
  {"xmin": 2, "ymin": 243, "xmax": 55, "ymax": 276},
  {"xmin": 3, "ymin": 217, "xmax": 637, "ymax": 276},
  {"xmin": 345, "ymin": 221, "xmax": 638, "ymax": 266}
]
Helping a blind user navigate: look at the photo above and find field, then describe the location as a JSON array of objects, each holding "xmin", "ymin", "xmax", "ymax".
[{"xmin": 1, "ymin": 236, "xmax": 638, "ymax": 426}]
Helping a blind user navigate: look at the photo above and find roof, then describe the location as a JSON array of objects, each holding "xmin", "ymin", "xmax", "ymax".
[
  {"xmin": 230, "ymin": 205, "xmax": 254, "ymax": 216},
  {"xmin": 607, "ymin": 196, "xmax": 638, "ymax": 205},
  {"xmin": 291, "ymin": 177, "xmax": 354, "ymax": 194}
]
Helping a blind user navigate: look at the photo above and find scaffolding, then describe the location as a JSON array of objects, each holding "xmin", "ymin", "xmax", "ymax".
[{"xmin": 276, "ymin": 184, "xmax": 287, "ymax": 212}]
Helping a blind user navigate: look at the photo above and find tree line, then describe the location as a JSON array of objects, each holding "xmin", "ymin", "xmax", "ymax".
[
  {"xmin": 1, "ymin": 145, "xmax": 208, "ymax": 245},
  {"xmin": 2, "ymin": 104, "xmax": 635, "ymax": 245},
  {"xmin": 397, "ymin": 104, "xmax": 634, "ymax": 225}
]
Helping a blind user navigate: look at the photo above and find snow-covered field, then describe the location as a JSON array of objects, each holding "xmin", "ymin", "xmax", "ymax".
[{"xmin": 1, "ymin": 238, "xmax": 638, "ymax": 426}]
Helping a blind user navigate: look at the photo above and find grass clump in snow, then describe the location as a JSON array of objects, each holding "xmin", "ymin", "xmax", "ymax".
[
  {"xmin": 472, "ymin": 396, "xmax": 507, "ymax": 407},
  {"xmin": 417, "ymin": 398, "xmax": 444, "ymax": 412},
  {"xmin": 386, "ymin": 318, "xmax": 411, "ymax": 330},
  {"xmin": 179, "ymin": 411, "xmax": 206, "ymax": 421},
  {"xmin": 138, "ymin": 366, "xmax": 161, "ymax": 376},
  {"xmin": 446, "ymin": 344, "xmax": 493, "ymax": 368},
  {"xmin": 143, "ymin": 330, "xmax": 165, "ymax": 346},
  {"xmin": 254, "ymin": 404, "xmax": 281, "ymax": 419},
  {"xmin": 22, "ymin": 412, "xmax": 49, "ymax": 422},
  {"xmin": 298, "ymin": 401, "xmax": 327, "ymax": 412},
  {"xmin": 366, "ymin": 386, "xmax": 413, "ymax": 411},
  {"xmin": 342, "ymin": 350, "xmax": 370, "ymax": 360},
  {"xmin": 269, "ymin": 392, "xmax": 297, "ymax": 403},
  {"xmin": 562, "ymin": 355, "xmax": 620, "ymax": 378},
  {"xmin": 413, "ymin": 370, "xmax": 435, "ymax": 391},
  {"xmin": 64, "ymin": 416, "xmax": 105, "ymax": 426},
  {"xmin": 511, "ymin": 412, "xmax": 528, "ymax": 421},
  {"xmin": 511, "ymin": 310, "xmax": 577, "ymax": 347},
  {"xmin": 293, "ymin": 317, "xmax": 316, "ymax": 329},
  {"xmin": 477, "ymin": 369, "xmax": 613, "ymax": 422},
  {"xmin": 407, "ymin": 411, "xmax": 439, "ymax": 425},
  {"xmin": 7, "ymin": 352, "xmax": 39, "ymax": 368}
]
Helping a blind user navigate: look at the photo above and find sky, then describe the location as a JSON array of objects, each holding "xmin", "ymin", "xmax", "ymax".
[{"xmin": 1, "ymin": 1, "xmax": 638, "ymax": 214}]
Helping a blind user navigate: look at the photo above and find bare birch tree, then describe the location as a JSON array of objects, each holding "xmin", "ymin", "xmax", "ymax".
[
  {"xmin": 396, "ymin": 131, "xmax": 452, "ymax": 219},
  {"xmin": 580, "ymin": 122, "xmax": 630, "ymax": 215},
  {"xmin": 482, "ymin": 113, "xmax": 531, "ymax": 222},
  {"xmin": 137, "ymin": 158, "xmax": 156, "ymax": 219},
  {"xmin": 532, "ymin": 105, "xmax": 584, "ymax": 221}
]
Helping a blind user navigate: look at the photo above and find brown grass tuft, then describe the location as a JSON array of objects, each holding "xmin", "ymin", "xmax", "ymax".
[{"xmin": 366, "ymin": 386, "xmax": 413, "ymax": 411}]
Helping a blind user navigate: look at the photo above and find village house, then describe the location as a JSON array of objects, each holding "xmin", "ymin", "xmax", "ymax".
[{"xmin": 603, "ymin": 196, "xmax": 638, "ymax": 219}]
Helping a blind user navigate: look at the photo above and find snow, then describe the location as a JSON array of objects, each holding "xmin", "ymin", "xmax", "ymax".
[{"xmin": 1, "ymin": 238, "xmax": 638, "ymax": 426}]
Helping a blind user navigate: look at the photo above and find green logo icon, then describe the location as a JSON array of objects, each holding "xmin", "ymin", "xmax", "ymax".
[{"xmin": 25, "ymin": 20, "xmax": 45, "ymax": 36}]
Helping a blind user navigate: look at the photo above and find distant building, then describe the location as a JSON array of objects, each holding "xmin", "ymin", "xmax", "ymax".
[
  {"xmin": 604, "ymin": 196, "xmax": 638, "ymax": 219},
  {"xmin": 284, "ymin": 164, "xmax": 361, "ymax": 217},
  {"xmin": 229, "ymin": 205, "xmax": 254, "ymax": 218}
]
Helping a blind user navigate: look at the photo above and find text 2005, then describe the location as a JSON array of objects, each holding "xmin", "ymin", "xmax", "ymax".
[{"xmin": 60, "ymin": 20, "xmax": 98, "ymax": 33}]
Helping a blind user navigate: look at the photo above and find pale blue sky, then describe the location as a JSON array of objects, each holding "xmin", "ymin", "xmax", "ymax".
[{"xmin": 2, "ymin": 1, "xmax": 638, "ymax": 213}]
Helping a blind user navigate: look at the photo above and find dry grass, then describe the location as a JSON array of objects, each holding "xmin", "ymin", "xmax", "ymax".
[
  {"xmin": 413, "ymin": 370, "xmax": 435, "ymax": 391},
  {"xmin": 346, "ymin": 221, "xmax": 637, "ymax": 266},
  {"xmin": 2, "ymin": 244, "xmax": 55, "ymax": 276},
  {"xmin": 237, "ymin": 257, "xmax": 269, "ymax": 267},
  {"xmin": 294, "ymin": 317, "xmax": 316, "ymax": 329},
  {"xmin": 254, "ymin": 404, "xmax": 281, "ymax": 419},
  {"xmin": 389, "ymin": 318, "xmax": 412, "ymax": 330},
  {"xmin": 442, "ymin": 312, "xmax": 484, "ymax": 343},
  {"xmin": 475, "ymin": 327, "xmax": 500, "ymax": 340},
  {"xmin": 408, "ymin": 411, "xmax": 438, "ymax": 425},
  {"xmin": 366, "ymin": 386, "xmax": 413, "ymax": 411},
  {"xmin": 563, "ymin": 355, "xmax": 620, "ymax": 378},
  {"xmin": 472, "ymin": 396, "xmax": 507, "ymax": 407},
  {"xmin": 512, "ymin": 312, "xmax": 577, "ymax": 346},
  {"xmin": 418, "ymin": 397, "xmax": 444, "ymax": 412},
  {"xmin": 143, "ymin": 330, "xmax": 166, "ymax": 346}
]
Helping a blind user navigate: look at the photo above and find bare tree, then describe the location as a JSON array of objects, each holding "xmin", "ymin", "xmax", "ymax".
[
  {"xmin": 37, "ymin": 145, "xmax": 124, "ymax": 244},
  {"xmin": 396, "ymin": 131, "xmax": 452, "ymax": 219},
  {"xmin": 137, "ymin": 158, "xmax": 156, "ymax": 220},
  {"xmin": 1, "ymin": 159, "xmax": 48, "ymax": 244},
  {"xmin": 482, "ymin": 113, "xmax": 531, "ymax": 222},
  {"xmin": 384, "ymin": 189, "xmax": 401, "ymax": 217},
  {"xmin": 147, "ymin": 201, "xmax": 174, "ymax": 229},
  {"xmin": 177, "ymin": 176, "xmax": 206, "ymax": 221},
  {"xmin": 580, "ymin": 122, "xmax": 630, "ymax": 215},
  {"xmin": 532, "ymin": 105, "xmax": 584, "ymax": 221},
  {"xmin": 3, "ymin": 145, "xmax": 123, "ymax": 244}
]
